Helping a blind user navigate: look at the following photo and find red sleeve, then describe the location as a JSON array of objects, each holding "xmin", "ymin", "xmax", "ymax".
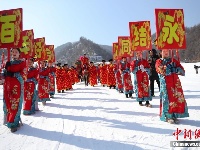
[
  {"xmin": 27, "ymin": 69, "xmax": 38, "ymax": 79},
  {"xmin": 40, "ymin": 68, "xmax": 50, "ymax": 76},
  {"xmin": 155, "ymin": 59, "xmax": 165, "ymax": 75},
  {"xmin": 144, "ymin": 59, "xmax": 150, "ymax": 68},
  {"xmin": 7, "ymin": 60, "xmax": 26, "ymax": 72}
]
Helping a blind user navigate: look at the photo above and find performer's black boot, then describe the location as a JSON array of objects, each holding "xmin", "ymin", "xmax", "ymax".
[
  {"xmin": 62, "ymin": 90, "xmax": 65, "ymax": 93},
  {"xmin": 126, "ymin": 94, "xmax": 128, "ymax": 98},
  {"xmin": 129, "ymin": 93, "xmax": 132, "ymax": 98}
]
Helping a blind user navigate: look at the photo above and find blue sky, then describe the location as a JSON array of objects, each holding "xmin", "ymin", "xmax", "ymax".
[{"xmin": 1, "ymin": 0, "xmax": 199, "ymax": 47}]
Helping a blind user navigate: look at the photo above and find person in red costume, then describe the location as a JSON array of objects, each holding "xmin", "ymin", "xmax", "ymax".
[
  {"xmin": 100, "ymin": 60, "xmax": 108, "ymax": 87},
  {"xmin": 119, "ymin": 57, "xmax": 133, "ymax": 98},
  {"xmin": 130, "ymin": 51, "xmax": 152, "ymax": 107},
  {"xmin": 23, "ymin": 57, "xmax": 39, "ymax": 115},
  {"xmin": 55, "ymin": 62, "xmax": 63, "ymax": 93},
  {"xmin": 49, "ymin": 63, "xmax": 56, "ymax": 98},
  {"xmin": 37, "ymin": 60, "xmax": 50, "ymax": 105},
  {"xmin": 63, "ymin": 64, "xmax": 73, "ymax": 91},
  {"xmin": 3, "ymin": 48, "xmax": 26, "ymax": 132},
  {"xmin": 107, "ymin": 59, "xmax": 116, "ymax": 89},
  {"xmin": 156, "ymin": 49, "xmax": 189, "ymax": 124},
  {"xmin": 89, "ymin": 62, "xmax": 97, "ymax": 86},
  {"xmin": 80, "ymin": 53, "xmax": 89, "ymax": 68}
]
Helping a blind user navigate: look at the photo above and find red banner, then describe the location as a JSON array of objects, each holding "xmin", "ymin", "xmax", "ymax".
[
  {"xmin": 45, "ymin": 45, "xmax": 55, "ymax": 63},
  {"xmin": 155, "ymin": 9, "xmax": 186, "ymax": 49},
  {"xmin": 129, "ymin": 21, "xmax": 152, "ymax": 51},
  {"xmin": 0, "ymin": 8, "xmax": 23, "ymax": 48},
  {"xmin": 118, "ymin": 36, "xmax": 132, "ymax": 58},
  {"xmin": 20, "ymin": 30, "xmax": 34, "ymax": 58},
  {"xmin": 112, "ymin": 43, "xmax": 118, "ymax": 60},
  {"xmin": 34, "ymin": 37, "xmax": 45, "ymax": 61}
]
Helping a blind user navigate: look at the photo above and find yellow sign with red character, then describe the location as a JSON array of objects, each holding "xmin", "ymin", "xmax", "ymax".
[
  {"xmin": 129, "ymin": 21, "xmax": 152, "ymax": 51},
  {"xmin": 118, "ymin": 36, "xmax": 133, "ymax": 58},
  {"xmin": 45, "ymin": 45, "xmax": 55, "ymax": 63},
  {"xmin": 0, "ymin": 8, "xmax": 23, "ymax": 48},
  {"xmin": 34, "ymin": 37, "xmax": 45, "ymax": 61},
  {"xmin": 112, "ymin": 43, "xmax": 118, "ymax": 60},
  {"xmin": 155, "ymin": 9, "xmax": 186, "ymax": 49},
  {"xmin": 20, "ymin": 29, "xmax": 34, "ymax": 58}
]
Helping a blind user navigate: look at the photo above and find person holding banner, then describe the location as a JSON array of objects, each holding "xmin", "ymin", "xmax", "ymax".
[
  {"xmin": 155, "ymin": 49, "xmax": 189, "ymax": 124},
  {"xmin": 119, "ymin": 57, "xmax": 133, "ymax": 98},
  {"xmin": 38, "ymin": 60, "xmax": 51, "ymax": 105},
  {"xmin": 114, "ymin": 63, "xmax": 123, "ymax": 93},
  {"xmin": 130, "ymin": 51, "xmax": 152, "ymax": 107},
  {"xmin": 23, "ymin": 57, "xmax": 39, "ymax": 115},
  {"xmin": 3, "ymin": 48, "xmax": 26, "ymax": 132},
  {"xmin": 49, "ymin": 64, "xmax": 56, "ymax": 98},
  {"xmin": 107, "ymin": 59, "xmax": 116, "ymax": 89}
]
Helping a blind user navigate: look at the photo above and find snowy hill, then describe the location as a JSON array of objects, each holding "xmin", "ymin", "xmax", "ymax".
[{"xmin": 0, "ymin": 63, "xmax": 200, "ymax": 150}]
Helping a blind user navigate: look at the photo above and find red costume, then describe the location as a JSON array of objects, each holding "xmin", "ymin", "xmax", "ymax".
[
  {"xmin": 100, "ymin": 64, "xmax": 108, "ymax": 86},
  {"xmin": 89, "ymin": 65, "xmax": 97, "ymax": 86},
  {"xmin": 80, "ymin": 56, "xmax": 89, "ymax": 67},
  {"xmin": 3, "ymin": 60, "xmax": 26, "ymax": 128},
  {"xmin": 56, "ymin": 66, "xmax": 64, "ymax": 92},
  {"xmin": 64, "ymin": 67, "xmax": 72, "ymax": 90},
  {"xmin": 130, "ymin": 59, "xmax": 151, "ymax": 101},
  {"xmin": 38, "ymin": 67, "xmax": 50, "ymax": 102},
  {"xmin": 107, "ymin": 64, "xmax": 116, "ymax": 87},
  {"xmin": 119, "ymin": 61, "xmax": 133, "ymax": 96},
  {"xmin": 23, "ymin": 67, "xmax": 39, "ymax": 115},
  {"xmin": 49, "ymin": 66, "xmax": 56, "ymax": 97}
]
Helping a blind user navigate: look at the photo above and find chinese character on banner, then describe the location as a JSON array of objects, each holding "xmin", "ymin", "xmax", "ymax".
[
  {"xmin": 0, "ymin": 8, "xmax": 23, "ymax": 48},
  {"xmin": 112, "ymin": 43, "xmax": 118, "ymax": 60},
  {"xmin": 129, "ymin": 21, "xmax": 152, "ymax": 51},
  {"xmin": 45, "ymin": 45, "xmax": 55, "ymax": 63},
  {"xmin": 34, "ymin": 37, "xmax": 45, "ymax": 61},
  {"xmin": 118, "ymin": 36, "xmax": 132, "ymax": 58},
  {"xmin": 20, "ymin": 30, "xmax": 34, "ymax": 58},
  {"xmin": 173, "ymin": 128, "xmax": 182, "ymax": 140},
  {"xmin": 155, "ymin": 9, "xmax": 186, "ymax": 49}
]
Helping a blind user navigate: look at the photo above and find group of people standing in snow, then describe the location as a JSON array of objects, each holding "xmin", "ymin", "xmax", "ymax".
[
  {"xmin": 76, "ymin": 50, "xmax": 189, "ymax": 125},
  {"xmin": 1, "ymin": 48, "xmax": 189, "ymax": 133}
]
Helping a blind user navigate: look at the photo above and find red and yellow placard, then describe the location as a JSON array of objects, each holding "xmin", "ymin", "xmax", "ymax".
[
  {"xmin": 20, "ymin": 29, "xmax": 34, "ymax": 58},
  {"xmin": 155, "ymin": 9, "xmax": 186, "ymax": 49},
  {"xmin": 118, "ymin": 36, "xmax": 132, "ymax": 58},
  {"xmin": 112, "ymin": 42, "xmax": 118, "ymax": 60},
  {"xmin": 34, "ymin": 37, "xmax": 45, "ymax": 61},
  {"xmin": 129, "ymin": 21, "xmax": 152, "ymax": 51},
  {"xmin": 45, "ymin": 45, "xmax": 55, "ymax": 63},
  {"xmin": 0, "ymin": 8, "xmax": 23, "ymax": 48}
]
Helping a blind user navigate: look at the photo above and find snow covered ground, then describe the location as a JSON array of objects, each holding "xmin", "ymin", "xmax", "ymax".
[{"xmin": 0, "ymin": 63, "xmax": 200, "ymax": 150}]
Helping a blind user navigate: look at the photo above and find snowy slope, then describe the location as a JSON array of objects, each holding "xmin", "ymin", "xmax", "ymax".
[{"xmin": 0, "ymin": 63, "xmax": 200, "ymax": 150}]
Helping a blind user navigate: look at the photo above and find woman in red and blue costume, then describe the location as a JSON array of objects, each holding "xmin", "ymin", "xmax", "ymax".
[
  {"xmin": 37, "ymin": 60, "xmax": 50, "ymax": 105},
  {"xmin": 23, "ymin": 58, "xmax": 39, "ymax": 115},
  {"xmin": 130, "ymin": 51, "xmax": 152, "ymax": 107},
  {"xmin": 3, "ymin": 48, "xmax": 26, "ymax": 132},
  {"xmin": 49, "ymin": 64, "xmax": 56, "ymax": 98},
  {"xmin": 119, "ymin": 57, "xmax": 133, "ymax": 98},
  {"xmin": 156, "ymin": 49, "xmax": 189, "ymax": 124}
]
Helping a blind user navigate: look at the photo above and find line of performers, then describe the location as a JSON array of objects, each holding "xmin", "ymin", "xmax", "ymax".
[{"xmin": 1, "ymin": 48, "xmax": 189, "ymax": 133}]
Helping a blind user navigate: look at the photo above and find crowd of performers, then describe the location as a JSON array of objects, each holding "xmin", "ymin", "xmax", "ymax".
[{"xmin": 1, "ymin": 48, "xmax": 189, "ymax": 133}]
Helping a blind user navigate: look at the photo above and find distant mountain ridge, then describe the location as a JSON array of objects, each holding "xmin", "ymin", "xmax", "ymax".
[{"xmin": 55, "ymin": 37, "xmax": 112, "ymax": 65}]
